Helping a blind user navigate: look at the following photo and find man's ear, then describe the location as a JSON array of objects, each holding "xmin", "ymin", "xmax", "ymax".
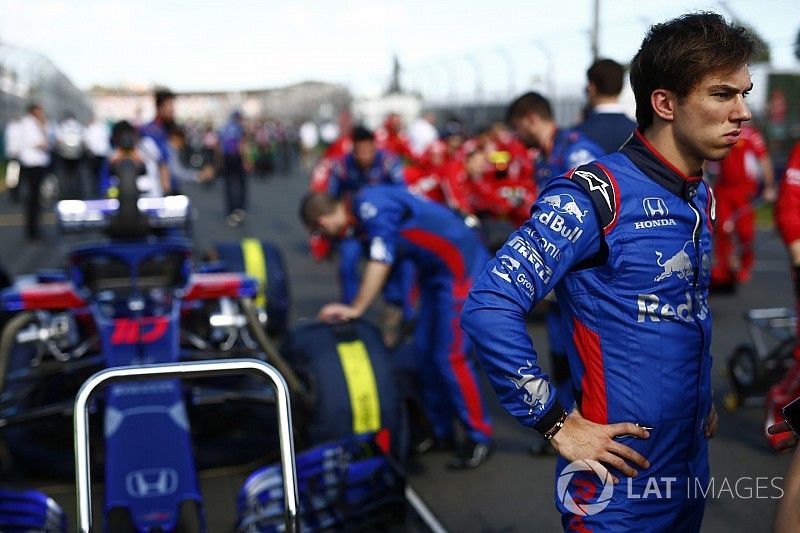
[{"xmin": 651, "ymin": 89, "xmax": 675, "ymax": 122}]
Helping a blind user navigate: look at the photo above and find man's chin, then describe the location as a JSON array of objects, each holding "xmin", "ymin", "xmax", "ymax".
[{"xmin": 705, "ymin": 146, "xmax": 734, "ymax": 162}]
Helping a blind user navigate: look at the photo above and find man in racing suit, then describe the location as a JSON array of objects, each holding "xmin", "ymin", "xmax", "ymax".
[
  {"xmin": 508, "ymin": 91, "xmax": 604, "ymax": 419},
  {"xmin": 326, "ymin": 125, "xmax": 414, "ymax": 343},
  {"xmin": 301, "ymin": 186, "xmax": 494, "ymax": 469},
  {"xmin": 462, "ymin": 13, "xmax": 755, "ymax": 531}
]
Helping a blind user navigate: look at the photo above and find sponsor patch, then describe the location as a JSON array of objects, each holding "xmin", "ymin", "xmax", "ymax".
[
  {"xmin": 635, "ymin": 197, "xmax": 677, "ymax": 230},
  {"xmin": 542, "ymin": 193, "xmax": 588, "ymax": 222},
  {"xmin": 508, "ymin": 235, "xmax": 552, "ymax": 284},
  {"xmin": 536, "ymin": 210, "xmax": 584, "ymax": 243},
  {"xmin": 654, "ymin": 241, "xmax": 694, "ymax": 283},
  {"xmin": 369, "ymin": 236, "xmax": 391, "ymax": 262},
  {"xmin": 491, "ymin": 254, "xmax": 520, "ymax": 283},
  {"xmin": 359, "ymin": 201, "xmax": 378, "ymax": 220}
]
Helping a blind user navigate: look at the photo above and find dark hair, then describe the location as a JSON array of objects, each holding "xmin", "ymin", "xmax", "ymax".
[
  {"xmin": 111, "ymin": 120, "xmax": 138, "ymax": 150},
  {"xmin": 299, "ymin": 191, "xmax": 338, "ymax": 228},
  {"xmin": 587, "ymin": 59, "xmax": 626, "ymax": 97},
  {"xmin": 506, "ymin": 91, "xmax": 553, "ymax": 123},
  {"xmin": 630, "ymin": 12, "xmax": 756, "ymax": 130},
  {"xmin": 154, "ymin": 88, "xmax": 176, "ymax": 109},
  {"xmin": 165, "ymin": 121, "xmax": 186, "ymax": 141},
  {"xmin": 351, "ymin": 125, "xmax": 374, "ymax": 143}
]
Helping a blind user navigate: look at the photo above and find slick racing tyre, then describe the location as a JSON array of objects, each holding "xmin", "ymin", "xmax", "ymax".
[
  {"xmin": 282, "ymin": 319, "xmax": 404, "ymax": 457},
  {"xmin": 212, "ymin": 239, "xmax": 290, "ymax": 336}
]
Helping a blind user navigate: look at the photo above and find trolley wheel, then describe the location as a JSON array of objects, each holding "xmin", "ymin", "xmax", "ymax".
[{"xmin": 727, "ymin": 344, "xmax": 762, "ymax": 395}]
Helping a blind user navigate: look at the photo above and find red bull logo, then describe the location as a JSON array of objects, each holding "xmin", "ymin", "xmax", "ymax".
[
  {"xmin": 654, "ymin": 241, "xmax": 694, "ymax": 282},
  {"xmin": 537, "ymin": 210, "xmax": 584, "ymax": 243},
  {"xmin": 542, "ymin": 194, "xmax": 588, "ymax": 223}
]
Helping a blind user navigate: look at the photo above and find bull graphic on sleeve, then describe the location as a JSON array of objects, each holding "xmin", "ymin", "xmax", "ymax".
[
  {"xmin": 542, "ymin": 194, "xmax": 588, "ymax": 223},
  {"xmin": 508, "ymin": 360, "xmax": 551, "ymax": 414}
]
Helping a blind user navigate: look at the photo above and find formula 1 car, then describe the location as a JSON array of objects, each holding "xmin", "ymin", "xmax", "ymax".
[{"xmin": 0, "ymin": 158, "xmax": 405, "ymax": 532}]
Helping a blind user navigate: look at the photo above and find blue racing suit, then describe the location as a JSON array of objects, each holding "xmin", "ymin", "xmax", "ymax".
[
  {"xmin": 328, "ymin": 150, "xmax": 413, "ymax": 318},
  {"xmin": 139, "ymin": 119, "xmax": 175, "ymax": 193},
  {"xmin": 354, "ymin": 185, "xmax": 493, "ymax": 443},
  {"xmin": 462, "ymin": 130, "xmax": 714, "ymax": 531},
  {"xmin": 535, "ymin": 129, "xmax": 604, "ymax": 189},
  {"xmin": 535, "ymin": 129, "xmax": 604, "ymax": 411}
]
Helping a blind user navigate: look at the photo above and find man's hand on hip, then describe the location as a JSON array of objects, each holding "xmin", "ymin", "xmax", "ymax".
[{"xmin": 550, "ymin": 410, "xmax": 650, "ymax": 484}]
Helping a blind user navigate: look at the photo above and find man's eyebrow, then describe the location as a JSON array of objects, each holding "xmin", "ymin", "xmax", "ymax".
[{"xmin": 708, "ymin": 83, "xmax": 753, "ymax": 93}]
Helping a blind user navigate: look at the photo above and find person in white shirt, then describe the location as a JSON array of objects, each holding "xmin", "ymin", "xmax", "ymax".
[
  {"xmin": 3, "ymin": 115, "xmax": 22, "ymax": 203},
  {"xmin": 54, "ymin": 112, "xmax": 86, "ymax": 200},
  {"xmin": 18, "ymin": 103, "xmax": 51, "ymax": 240},
  {"xmin": 84, "ymin": 114, "xmax": 110, "ymax": 198},
  {"xmin": 407, "ymin": 111, "xmax": 439, "ymax": 158}
]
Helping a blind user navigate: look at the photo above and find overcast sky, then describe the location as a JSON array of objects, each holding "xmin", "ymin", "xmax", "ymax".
[{"xmin": 0, "ymin": 0, "xmax": 797, "ymax": 100}]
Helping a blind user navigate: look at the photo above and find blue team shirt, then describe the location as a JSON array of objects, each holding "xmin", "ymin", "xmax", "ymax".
[
  {"xmin": 535, "ymin": 129, "xmax": 604, "ymax": 189},
  {"xmin": 328, "ymin": 149, "xmax": 405, "ymax": 199}
]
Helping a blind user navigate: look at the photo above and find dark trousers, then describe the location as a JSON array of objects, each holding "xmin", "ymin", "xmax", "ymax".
[
  {"xmin": 88, "ymin": 155, "xmax": 106, "ymax": 198},
  {"xmin": 20, "ymin": 164, "xmax": 46, "ymax": 239},
  {"xmin": 223, "ymin": 153, "xmax": 247, "ymax": 214},
  {"xmin": 56, "ymin": 156, "xmax": 84, "ymax": 200}
]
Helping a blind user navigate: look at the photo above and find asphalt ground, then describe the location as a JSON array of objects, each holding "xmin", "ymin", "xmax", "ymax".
[{"xmin": 0, "ymin": 168, "xmax": 796, "ymax": 532}]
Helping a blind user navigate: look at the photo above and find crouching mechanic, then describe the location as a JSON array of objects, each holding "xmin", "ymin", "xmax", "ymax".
[
  {"xmin": 300, "ymin": 186, "xmax": 494, "ymax": 469},
  {"xmin": 462, "ymin": 12, "xmax": 755, "ymax": 531}
]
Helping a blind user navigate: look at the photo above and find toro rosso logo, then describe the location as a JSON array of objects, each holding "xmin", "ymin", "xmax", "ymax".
[
  {"xmin": 654, "ymin": 241, "xmax": 694, "ymax": 282},
  {"xmin": 542, "ymin": 194, "xmax": 588, "ymax": 223},
  {"xmin": 111, "ymin": 317, "xmax": 169, "ymax": 345}
]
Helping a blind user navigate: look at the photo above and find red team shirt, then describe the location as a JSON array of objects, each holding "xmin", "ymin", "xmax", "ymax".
[
  {"xmin": 717, "ymin": 124, "xmax": 768, "ymax": 197},
  {"xmin": 775, "ymin": 141, "xmax": 800, "ymax": 245}
]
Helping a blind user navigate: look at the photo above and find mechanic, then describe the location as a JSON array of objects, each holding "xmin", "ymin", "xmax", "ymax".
[
  {"xmin": 300, "ymin": 186, "xmax": 494, "ymax": 469},
  {"xmin": 765, "ymin": 140, "xmax": 800, "ymax": 450},
  {"xmin": 326, "ymin": 125, "xmax": 413, "ymax": 345},
  {"xmin": 506, "ymin": 91, "xmax": 604, "ymax": 422},
  {"xmin": 218, "ymin": 110, "xmax": 252, "ymax": 227},
  {"xmin": 139, "ymin": 88, "xmax": 175, "ymax": 196},
  {"xmin": 574, "ymin": 58, "xmax": 637, "ymax": 155},
  {"xmin": 710, "ymin": 123, "xmax": 776, "ymax": 289},
  {"xmin": 462, "ymin": 12, "xmax": 755, "ymax": 531}
]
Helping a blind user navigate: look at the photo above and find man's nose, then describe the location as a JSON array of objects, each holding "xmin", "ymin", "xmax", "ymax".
[{"xmin": 732, "ymin": 95, "xmax": 752, "ymax": 123}]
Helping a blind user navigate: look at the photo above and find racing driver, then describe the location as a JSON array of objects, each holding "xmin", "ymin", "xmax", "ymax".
[{"xmin": 462, "ymin": 12, "xmax": 756, "ymax": 531}]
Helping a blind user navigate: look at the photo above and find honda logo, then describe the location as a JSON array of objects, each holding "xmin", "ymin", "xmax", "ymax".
[
  {"xmin": 643, "ymin": 197, "xmax": 668, "ymax": 218},
  {"xmin": 125, "ymin": 468, "xmax": 179, "ymax": 498}
]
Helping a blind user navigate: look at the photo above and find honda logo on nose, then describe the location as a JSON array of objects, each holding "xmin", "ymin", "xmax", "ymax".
[
  {"xmin": 643, "ymin": 197, "xmax": 668, "ymax": 218},
  {"xmin": 125, "ymin": 468, "xmax": 179, "ymax": 498}
]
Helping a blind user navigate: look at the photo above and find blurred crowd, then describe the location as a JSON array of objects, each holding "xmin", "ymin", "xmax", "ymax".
[{"xmin": 1, "ymin": 89, "xmax": 304, "ymax": 237}]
